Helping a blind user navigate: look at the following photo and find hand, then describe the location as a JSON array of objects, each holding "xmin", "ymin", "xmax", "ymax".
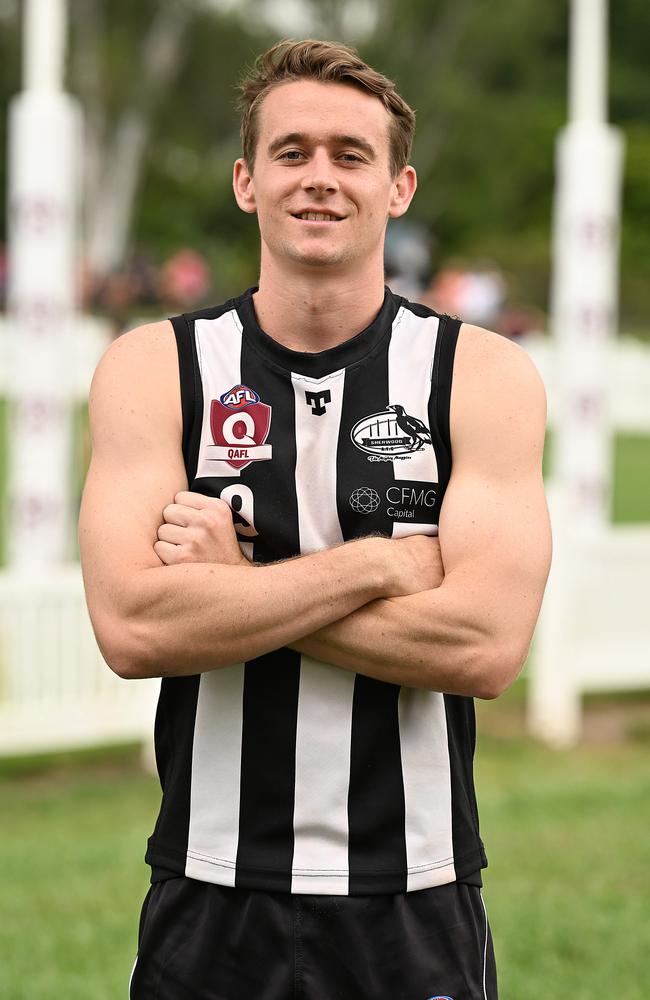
[
  {"xmin": 385, "ymin": 534, "xmax": 445, "ymax": 597},
  {"xmin": 154, "ymin": 491, "xmax": 249, "ymax": 567}
]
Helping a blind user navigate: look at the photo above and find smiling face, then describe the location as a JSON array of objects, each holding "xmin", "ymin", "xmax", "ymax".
[{"xmin": 233, "ymin": 79, "xmax": 417, "ymax": 275}]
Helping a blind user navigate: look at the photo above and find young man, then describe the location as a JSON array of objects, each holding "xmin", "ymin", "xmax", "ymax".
[{"xmin": 80, "ymin": 39, "xmax": 551, "ymax": 1000}]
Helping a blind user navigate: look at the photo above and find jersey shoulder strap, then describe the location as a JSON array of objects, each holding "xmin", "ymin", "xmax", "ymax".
[{"xmin": 431, "ymin": 313, "xmax": 461, "ymax": 463}]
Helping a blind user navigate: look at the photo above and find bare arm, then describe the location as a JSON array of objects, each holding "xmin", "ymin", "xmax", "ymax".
[
  {"xmin": 79, "ymin": 322, "xmax": 438, "ymax": 679},
  {"xmin": 290, "ymin": 325, "xmax": 552, "ymax": 699}
]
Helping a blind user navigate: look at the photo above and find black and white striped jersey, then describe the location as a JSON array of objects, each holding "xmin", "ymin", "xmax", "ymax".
[{"xmin": 145, "ymin": 285, "xmax": 487, "ymax": 895}]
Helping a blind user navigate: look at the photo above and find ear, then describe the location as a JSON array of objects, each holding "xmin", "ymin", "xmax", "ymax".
[
  {"xmin": 388, "ymin": 165, "xmax": 417, "ymax": 219},
  {"xmin": 233, "ymin": 158, "xmax": 257, "ymax": 215}
]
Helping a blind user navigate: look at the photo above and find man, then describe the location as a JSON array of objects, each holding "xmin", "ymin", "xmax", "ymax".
[{"xmin": 79, "ymin": 38, "xmax": 551, "ymax": 1000}]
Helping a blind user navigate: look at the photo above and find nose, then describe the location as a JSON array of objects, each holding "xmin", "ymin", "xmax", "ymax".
[{"xmin": 300, "ymin": 148, "xmax": 339, "ymax": 194}]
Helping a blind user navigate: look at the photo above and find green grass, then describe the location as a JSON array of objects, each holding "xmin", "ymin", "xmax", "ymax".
[
  {"xmin": 1, "ymin": 738, "xmax": 648, "ymax": 999},
  {"xmin": 475, "ymin": 733, "xmax": 650, "ymax": 1000},
  {"xmin": 0, "ymin": 749, "xmax": 159, "ymax": 1000},
  {"xmin": 612, "ymin": 433, "xmax": 650, "ymax": 523}
]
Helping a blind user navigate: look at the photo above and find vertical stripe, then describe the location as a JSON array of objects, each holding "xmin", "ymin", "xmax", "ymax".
[
  {"xmin": 398, "ymin": 687, "xmax": 456, "ymax": 889},
  {"xmin": 388, "ymin": 306, "xmax": 456, "ymax": 889},
  {"xmin": 147, "ymin": 676, "xmax": 200, "ymax": 871},
  {"xmin": 186, "ymin": 311, "xmax": 246, "ymax": 884},
  {"xmin": 388, "ymin": 307, "xmax": 440, "ymax": 537},
  {"xmin": 185, "ymin": 667, "xmax": 245, "ymax": 885},
  {"xmin": 290, "ymin": 369, "xmax": 354, "ymax": 894},
  {"xmin": 292, "ymin": 655, "xmax": 355, "ymax": 894},
  {"xmin": 234, "ymin": 339, "xmax": 301, "ymax": 891},
  {"xmin": 291, "ymin": 370, "xmax": 346, "ymax": 552},
  {"xmin": 338, "ymin": 340, "xmax": 408, "ymax": 894},
  {"xmin": 194, "ymin": 310, "xmax": 244, "ymax": 480},
  {"xmin": 235, "ymin": 648, "xmax": 300, "ymax": 890},
  {"xmin": 444, "ymin": 693, "xmax": 487, "ymax": 877}
]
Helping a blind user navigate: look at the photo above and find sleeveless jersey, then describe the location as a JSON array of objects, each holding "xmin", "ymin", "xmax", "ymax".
[{"xmin": 145, "ymin": 286, "xmax": 487, "ymax": 895}]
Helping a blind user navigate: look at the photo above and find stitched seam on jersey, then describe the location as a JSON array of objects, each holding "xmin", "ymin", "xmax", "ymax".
[
  {"xmin": 229, "ymin": 306, "xmax": 244, "ymax": 336},
  {"xmin": 193, "ymin": 317, "xmax": 205, "ymax": 378},
  {"xmin": 153, "ymin": 837, "xmax": 483, "ymax": 874},
  {"xmin": 290, "ymin": 369, "xmax": 346, "ymax": 386},
  {"xmin": 184, "ymin": 848, "xmax": 457, "ymax": 876}
]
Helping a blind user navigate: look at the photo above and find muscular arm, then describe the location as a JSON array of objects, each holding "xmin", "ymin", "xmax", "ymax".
[
  {"xmin": 290, "ymin": 325, "xmax": 552, "ymax": 699},
  {"xmin": 79, "ymin": 322, "xmax": 435, "ymax": 679}
]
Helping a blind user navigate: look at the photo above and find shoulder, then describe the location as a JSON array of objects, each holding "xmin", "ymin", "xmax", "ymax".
[
  {"xmin": 454, "ymin": 322, "xmax": 546, "ymax": 410},
  {"xmin": 89, "ymin": 320, "xmax": 181, "ymax": 436},
  {"xmin": 451, "ymin": 323, "xmax": 547, "ymax": 462},
  {"xmin": 91, "ymin": 320, "xmax": 176, "ymax": 392}
]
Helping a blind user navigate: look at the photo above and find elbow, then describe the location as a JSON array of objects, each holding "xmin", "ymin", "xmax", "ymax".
[
  {"xmin": 473, "ymin": 640, "xmax": 527, "ymax": 700},
  {"xmin": 92, "ymin": 610, "xmax": 158, "ymax": 680}
]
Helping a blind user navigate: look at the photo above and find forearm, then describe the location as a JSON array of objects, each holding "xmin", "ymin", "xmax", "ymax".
[
  {"xmin": 291, "ymin": 577, "xmax": 523, "ymax": 699},
  {"xmin": 107, "ymin": 538, "xmax": 391, "ymax": 678}
]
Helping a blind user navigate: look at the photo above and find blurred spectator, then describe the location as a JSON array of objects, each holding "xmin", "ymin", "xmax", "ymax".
[
  {"xmin": 129, "ymin": 248, "xmax": 161, "ymax": 308},
  {"xmin": 159, "ymin": 248, "xmax": 211, "ymax": 310},
  {"xmin": 425, "ymin": 261, "xmax": 506, "ymax": 328}
]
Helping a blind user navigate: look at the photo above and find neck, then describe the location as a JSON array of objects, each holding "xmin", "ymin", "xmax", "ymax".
[{"xmin": 253, "ymin": 250, "xmax": 387, "ymax": 353}]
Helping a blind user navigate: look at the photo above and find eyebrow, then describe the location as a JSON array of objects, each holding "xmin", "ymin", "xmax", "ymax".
[{"xmin": 267, "ymin": 132, "xmax": 377, "ymax": 160}]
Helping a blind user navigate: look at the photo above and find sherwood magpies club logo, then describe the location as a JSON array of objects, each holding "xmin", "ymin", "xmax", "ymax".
[
  {"xmin": 351, "ymin": 404, "xmax": 433, "ymax": 461},
  {"xmin": 207, "ymin": 384, "xmax": 272, "ymax": 471}
]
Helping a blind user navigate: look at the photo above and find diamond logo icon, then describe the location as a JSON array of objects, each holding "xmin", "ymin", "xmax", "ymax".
[{"xmin": 349, "ymin": 487, "xmax": 381, "ymax": 514}]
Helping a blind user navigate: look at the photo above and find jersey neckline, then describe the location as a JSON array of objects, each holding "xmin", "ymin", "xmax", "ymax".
[{"xmin": 235, "ymin": 285, "xmax": 401, "ymax": 379}]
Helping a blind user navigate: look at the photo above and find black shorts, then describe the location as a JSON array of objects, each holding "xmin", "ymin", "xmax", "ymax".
[{"xmin": 130, "ymin": 876, "xmax": 497, "ymax": 1000}]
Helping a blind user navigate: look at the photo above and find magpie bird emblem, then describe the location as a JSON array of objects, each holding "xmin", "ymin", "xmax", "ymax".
[{"xmin": 386, "ymin": 404, "xmax": 432, "ymax": 451}]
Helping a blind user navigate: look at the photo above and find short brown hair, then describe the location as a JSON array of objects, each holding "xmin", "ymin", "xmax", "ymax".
[{"xmin": 237, "ymin": 39, "xmax": 415, "ymax": 178}]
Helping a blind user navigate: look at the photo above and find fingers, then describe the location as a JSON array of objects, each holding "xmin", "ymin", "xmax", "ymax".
[
  {"xmin": 163, "ymin": 495, "xmax": 230, "ymax": 525},
  {"xmin": 173, "ymin": 491, "xmax": 227, "ymax": 510},
  {"xmin": 154, "ymin": 539, "xmax": 182, "ymax": 565},
  {"xmin": 156, "ymin": 523, "xmax": 187, "ymax": 545}
]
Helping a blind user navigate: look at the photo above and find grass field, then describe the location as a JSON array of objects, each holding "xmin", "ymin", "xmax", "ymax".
[{"xmin": 1, "ymin": 731, "xmax": 649, "ymax": 1000}]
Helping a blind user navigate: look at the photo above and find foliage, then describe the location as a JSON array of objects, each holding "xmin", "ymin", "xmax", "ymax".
[{"xmin": 1, "ymin": 0, "xmax": 649, "ymax": 323}]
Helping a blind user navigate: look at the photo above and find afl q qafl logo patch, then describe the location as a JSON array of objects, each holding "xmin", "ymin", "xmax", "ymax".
[
  {"xmin": 351, "ymin": 404, "xmax": 432, "ymax": 461},
  {"xmin": 207, "ymin": 384, "xmax": 272, "ymax": 471}
]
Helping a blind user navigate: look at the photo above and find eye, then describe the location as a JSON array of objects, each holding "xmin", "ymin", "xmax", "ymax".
[
  {"xmin": 278, "ymin": 149, "xmax": 304, "ymax": 161},
  {"xmin": 339, "ymin": 152, "xmax": 364, "ymax": 164}
]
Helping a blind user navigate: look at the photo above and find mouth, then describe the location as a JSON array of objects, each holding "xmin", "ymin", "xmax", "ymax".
[{"xmin": 291, "ymin": 211, "xmax": 344, "ymax": 223}]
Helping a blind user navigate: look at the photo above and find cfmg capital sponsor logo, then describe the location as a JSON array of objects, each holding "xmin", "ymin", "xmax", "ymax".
[{"xmin": 349, "ymin": 482, "xmax": 438, "ymax": 523}]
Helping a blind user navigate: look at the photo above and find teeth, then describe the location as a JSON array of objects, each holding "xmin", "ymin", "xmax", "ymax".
[{"xmin": 297, "ymin": 212, "xmax": 339, "ymax": 221}]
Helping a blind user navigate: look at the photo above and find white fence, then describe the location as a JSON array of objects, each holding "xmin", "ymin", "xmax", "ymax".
[
  {"xmin": 0, "ymin": 323, "xmax": 649, "ymax": 753},
  {"xmin": 529, "ymin": 511, "xmax": 650, "ymax": 745},
  {"xmin": 0, "ymin": 567, "xmax": 158, "ymax": 756}
]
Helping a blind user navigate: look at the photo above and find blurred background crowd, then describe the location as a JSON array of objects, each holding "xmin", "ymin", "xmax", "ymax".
[{"xmin": 1, "ymin": 0, "xmax": 648, "ymax": 339}]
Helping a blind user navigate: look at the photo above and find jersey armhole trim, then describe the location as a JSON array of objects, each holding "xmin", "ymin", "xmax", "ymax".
[
  {"xmin": 432, "ymin": 315, "xmax": 461, "ymax": 466},
  {"xmin": 170, "ymin": 313, "xmax": 203, "ymax": 482}
]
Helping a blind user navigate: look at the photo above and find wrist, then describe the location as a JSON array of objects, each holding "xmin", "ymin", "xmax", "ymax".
[{"xmin": 354, "ymin": 536, "xmax": 394, "ymax": 600}]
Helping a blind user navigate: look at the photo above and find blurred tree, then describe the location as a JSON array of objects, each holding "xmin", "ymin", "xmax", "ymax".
[{"xmin": 0, "ymin": 0, "xmax": 648, "ymax": 326}]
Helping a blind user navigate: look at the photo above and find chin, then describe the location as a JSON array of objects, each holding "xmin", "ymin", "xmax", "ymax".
[{"xmin": 284, "ymin": 241, "xmax": 356, "ymax": 269}]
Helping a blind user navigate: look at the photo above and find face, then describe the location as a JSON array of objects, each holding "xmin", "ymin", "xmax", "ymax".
[{"xmin": 233, "ymin": 79, "xmax": 416, "ymax": 273}]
